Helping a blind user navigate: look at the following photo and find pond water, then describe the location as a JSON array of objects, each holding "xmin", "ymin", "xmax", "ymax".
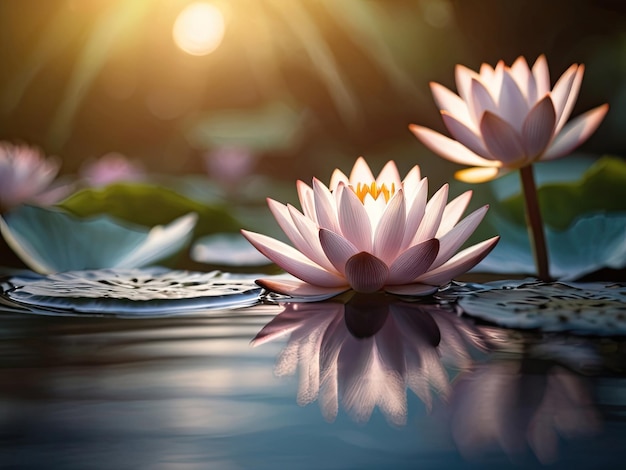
[{"xmin": 1, "ymin": 297, "xmax": 626, "ymax": 469}]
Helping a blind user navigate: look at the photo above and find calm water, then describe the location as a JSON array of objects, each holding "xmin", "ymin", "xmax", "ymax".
[{"xmin": 1, "ymin": 298, "xmax": 626, "ymax": 469}]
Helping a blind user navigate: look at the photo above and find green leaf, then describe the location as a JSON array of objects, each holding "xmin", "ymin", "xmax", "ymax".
[{"xmin": 59, "ymin": 183, "xmax": 240, "ymax": 238}]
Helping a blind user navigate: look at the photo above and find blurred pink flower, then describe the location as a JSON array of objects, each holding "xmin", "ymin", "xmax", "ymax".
[
  {"xmin": 242, "ymin": 157, "xmax": 498, "ymax": 299},
  {"xmin": 80, "ymin": 152, "xmax": 146, "ymax": 187},
  {"xmin": 204, "ymin": 146, "xmax": 256, "ymax": 185},
  {"xmin": 410, "ymin": 55, "xmax": 608, "ymax": 182},
  {"xmin": 0, "ymin": 142, "xmax": 70, "ymax": 212}
]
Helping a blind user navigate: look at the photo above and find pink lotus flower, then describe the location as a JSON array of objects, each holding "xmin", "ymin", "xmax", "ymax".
[
  {"xmin": 80, "ymin": 152, "xmax": 146, "ymax": 187},
  {"xmin": 242, "ymin": 157, "xmax": 499, "ymax": 299},
  {"xmin": 0, "ymin": 142, "xmax": 70, "ymax": 213},
  {"xmin": 410, "ymin": 55, "xmax": 609, "ymax": 182}
]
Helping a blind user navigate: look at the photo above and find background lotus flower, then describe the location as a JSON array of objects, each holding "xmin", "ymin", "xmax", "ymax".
[
  {"xmin": 410, "ymin": 56, "xmax": 608, "ymax": 282},
  {"xmin": 0, "ymin": 142, "xmax": 71, "ymax": 213},
  {"xmin": 242, "ymin": 158, "xmax": 498, "ymax": 300},
  {"xmin": 79, "ymin": 152, "xmax": 146, "ymax": 187},
  {"xmin": 409, "ymin": 55, "xmax": 608, "ymax": 183}
]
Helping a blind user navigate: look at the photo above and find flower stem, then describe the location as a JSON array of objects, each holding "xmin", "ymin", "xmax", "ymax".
[
  {"xmin": 519, "ymin": 165, "xmax": 551, "ymax": 281},
  {"xmin": 520, "ymin": 165, "xmax": 550, "ymax": 281}
]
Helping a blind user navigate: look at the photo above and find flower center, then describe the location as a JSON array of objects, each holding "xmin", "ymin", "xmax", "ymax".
[{"xmin": 354, "ymin": 182, "xmax": 396, "ymax": 203}]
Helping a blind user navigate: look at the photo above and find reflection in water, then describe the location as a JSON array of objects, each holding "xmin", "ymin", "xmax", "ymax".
[
  {"xmin": 253, "ymin": 293, "xmax": 489, "ymax": 425},
  {"xmin": 448, "ymin": 334, "xmax": 602, "ymax": 465}
]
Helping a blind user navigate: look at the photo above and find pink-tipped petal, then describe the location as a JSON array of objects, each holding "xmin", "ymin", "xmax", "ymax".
[
  {"xmin": 401, "ymin": 178, "xmax": 428, "ymax": 251},
  {"xmin": 349, "ymin": 156, "xmax": 375, "ymax": 184},
  {"xmin": 498, "ymin": 69, "xmax": 530, "ymax": 131},
  {"xmin": 521, "ymin": 95, "xmax": 557, "ymax": 160},
  {"xmin": 241, "ymin": 230, "xmax": 346, "ymax": 287},
  {"xmin": 375, "ymin": 160, "xmax": 402, "ymax": 187},
  {"xmin": 287, "ymin": 205, "xmax": 338, "ymax": 273},
  {"xmin": 455, "ymin": 64, "xmax": 481, "ymax": 102},
  {"xmin": 409, "ymin": 125, "xmax": 499, "ymax": 167},
  {"xmin": 297, "ymin": 180, "xmax": 316, "ymax": 220},
  {"xmin": 510, "ymin": 56, "xmax": 534, "ymax": 100},
  {"xmin": 542, "ymin": 104, "xmax": 609, "ymax": 161},
  {"xmin": 555, "ymin": 65, "xmax": 584, "ymax": 132},
  {"xmin": 468, "ymin": 78, "xmax": 498, "ymax": 126},
  {"xmin": 431, "ymin": 205, "xmax": 489, "ymax": 269},
  {"xmin": 436, "ymin": 190, "xmax": 473, "ymax": 237},
  {"xmin": 549, "ymin": 64, "xmax": 578, "ymax": 128},
  {"xmin": 388, "ymin": 238, "xmax": 439, "ymax": 285},
  {"xmin": 441, "ymin": 112, "xmax": 489, "ymax": 157},
  {"xmin": 344, "ymin": 252, "xmax": 389, "ymax": 293},
  {"xmin": 373, "ymin": 190, "xmax": 406, "ymax": 264},
  {"xmin": 338, "ymin": 186, "xmax": 373, "ymax": 252},
  {"xmin": 480, "ymin": 111, "xmax": 526, "ymax": 165},
  {"xmin": 319, "ymin": 228, "xmax": 359, "ymax": 274},
  {"xmin": 255, "ymin": 278, "xmax": 349, "ymax": 300},
  {"xmin": 313, "ymin": 177, "xmax": 340, "ymax": 232},
  {"xmin": 384, "ymin": 283, "xmax": 439, "ymax": 296},
  {"xmin": 454, "ymin": 166, "xmax": 507, "ymax": 183},
  {"xmin": 412, "ymin": 183, "xmax": 448, "ymax": 244},
  {"xmin": 532, "ymin": 55, "xmax": 550, "ymax": 97},
  {"xmin": 430, "ymin": 82, "xmax": 473, "ymax": 127},
  {"xmin": 416, "ymin": 236, "xmax": 500, "ymax": 285},
  {"xmin": 328, "ymin": 168, "xmax": 349, "ymax": 191}
]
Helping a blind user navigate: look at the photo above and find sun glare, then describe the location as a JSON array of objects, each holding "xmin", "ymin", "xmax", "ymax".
[{"xmin": 173, "ymin": 2, "xmax": 225, "ymax": 56}]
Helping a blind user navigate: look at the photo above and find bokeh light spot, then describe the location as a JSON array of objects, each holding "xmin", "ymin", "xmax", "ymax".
[{"xmin": 173, "ymin": 2, "xmax": 225, "ymax": 56}]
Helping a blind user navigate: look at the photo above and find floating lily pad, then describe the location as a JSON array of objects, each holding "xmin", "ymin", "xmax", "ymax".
[
  {"xmin": 59, "ymin": 182, "xmax": 240, "ymax": 238},
  {"xmin": 1, "ymin": 267, "xmax": 262, "ymax": 316},
  {"xmin": 457, "ymin": 279, "xmax": 626, "ymax": 336},
  {"xmin": 474, "ymin": 211, "xmax": 626, "ymax": 279},
  {"xmin": 0, "ymin": 205, "xmax": 197, "ymax": 274}
]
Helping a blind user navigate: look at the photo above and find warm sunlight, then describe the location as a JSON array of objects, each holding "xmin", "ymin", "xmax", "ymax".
[{"xmin": 172, "ymin": 2, "xmax": 225, "ymax": 56}]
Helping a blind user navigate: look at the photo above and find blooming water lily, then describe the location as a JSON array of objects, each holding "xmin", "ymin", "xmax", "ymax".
[
  {"xmin": 410, "ymin": 55, "xmax": 608, "ymax": 281},
  {"xmin": 242, "ymin": 158, "xmax": 499, "ymax": 299},
  {"xmin": 409, "ymin": 55, "xmax": 608, "ymax": 183}
]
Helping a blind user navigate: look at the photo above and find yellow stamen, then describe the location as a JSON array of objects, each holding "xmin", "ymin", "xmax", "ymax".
[{"xmin": 354, "ymin": 182, "xmax": 396, "ymax": 203}]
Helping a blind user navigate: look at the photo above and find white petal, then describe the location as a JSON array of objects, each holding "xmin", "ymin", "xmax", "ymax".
[
  {"xmin": 255, "ymin": 278, "xmax": 348, "ymax": 300},
  {"xmin": 411, "ymin": 183, "xmax": 448, "ymax": 244},
  {"xmin": 455, "ymin": 64, "xmax": 481, "ymax": 102},
  {"xmin": 241, "ymin": 230, "xmax": 346, "ymax": 287},
  {"xmin": 521, "ymin": 95, "xmax": 557, "ymax": 160},
  {"xmin": 430, "ymin": 82, "xmax": 474, "ymax": 129},
  {"xmin": 344, "ymin": 252, "xmax": 389, "ymax": 293},
  {"xmin": 401, "ymin": 178, "xmax": 427, "ymax": 251},
  {"xmin": 402, "ymin": 169, "xmax": 425, "ymax": 212},
  {"xmin": 542, "ymin": 104, "xmax": 609, "ymax": 161},
  {"xmin": 297, "ymin": 180, "xmax": 316, "ymax": 220},
  {"xmin": 442, "ymin": 112, "xmax": 490, "ymax": 158},
  {"xmin": 328, "ymin": 168, "xmax": 349, "ymax": 192},
  {"xmin": 480, "ymin": 111, "xmax": 526, "ymax": 165},
  {"xmin": 409, "ymin": 125, "xmax": 499, "ymax": 167},
  {"xmin": 313, "ymin": 177, "xmax": 339, "ymax": 232},
  {"xmin": 349, "ymin": 156, "xmax": 375, "ymax": 184},
  {"xmin": 510, "ymin": 56, "xmax": 534, "ymax": 101},
  {"xmin": 319, "ymin": 228, "xmax": 359, "ymax": 274},
  {"xmin": 288, "ymin": 205, "xmax": 338, "ymax": 273},
  {"xmin": 373, "ymin": 189, "xmax": 406, "ymax": 264},
  {"xmin": 555, "ymin": 65, "xmax": 584, "ymax": 133},
  {"xmin": 532, "ymin": 54, "xmax": 550, "ymax": 97},
  {"xmin": 550, "ymin": 64, "xmax": 579, "ymax": 130},
  {"xmin": 432, "ymin": 205, "xmax": 489, "ymax": 269},
  {"xmin": 375, "ymin": 160, "xmax": 402, "ymax": 187},
  {"xmin": 338, "ymin": 186, "xmax": 373, "ymax": 252},
  {"xmin": 469, "ymin": 78, "xmax": 498, "ymax": 126},
  {"xmin": 416, "ymin": 236, "xmax": 500, "ymax": 285},
  {"xmin": 497, "ymin": 69, "xmax": 530, "ymax": 132},
  {"xmin": 388, "ymin": 238, "xmax": 439, "ymax": 285},
  {"xmin": 436, "ymin": 190, "xmax": 473, "ymax": 237}
]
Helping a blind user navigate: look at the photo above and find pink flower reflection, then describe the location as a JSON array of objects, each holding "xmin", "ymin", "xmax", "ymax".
[
  {"xmin": 449, "ymin": 343, "xmax": 601, "ymax": 464},
  {"xmin": 252, "ymin": 293, "xmax": 488, "ymax": 425}
]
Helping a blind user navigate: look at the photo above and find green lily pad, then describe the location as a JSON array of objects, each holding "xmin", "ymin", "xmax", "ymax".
[
  {"xmin": 59, "ymin": 183, "xmax": 240, "ymax": 238},
  {"xmin": 501, "ymin": 156, "xmax": 626, "ymax": 230}
]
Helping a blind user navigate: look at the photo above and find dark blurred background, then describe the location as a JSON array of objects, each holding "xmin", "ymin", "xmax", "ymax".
[{"xmin": 1, "ymin": 0, "xmax": 624, "ymax": 189}]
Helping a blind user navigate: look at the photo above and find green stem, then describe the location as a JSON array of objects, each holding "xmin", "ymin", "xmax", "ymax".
[{"xmin": 519, "ymin": 165, "xmax": 551, "ymax": 281}]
